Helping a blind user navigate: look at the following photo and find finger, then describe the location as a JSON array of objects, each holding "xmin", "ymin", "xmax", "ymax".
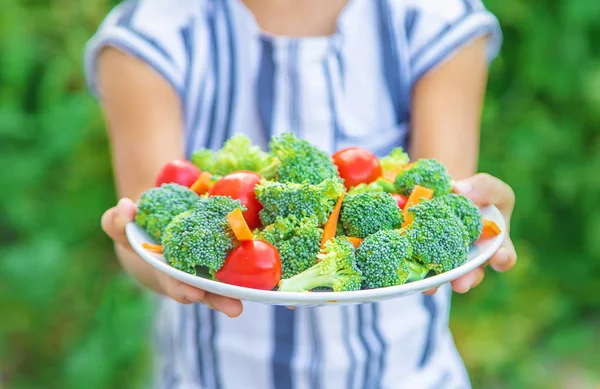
[
  {"xmin": 101, "ymin": 198, "xmax": 137, "ymax": 246},
  {"xmin": 156, "ymin": 272, "xmax": 205, "ymax": 305},
  {"xmin": 158, "ymin": 275, "xmax": 197, "ymax": 304},
  {"xmin": 423, "ymin": 287, "xmax": 438, "ymax": 295},
  {"xmin": 286, "ymin": 306, "xmax": 296, "ymax": 310},
  {"xmin": 470, "ymin": 265, "xmax": 486, "ymax": 289},
  {"xmin": 453, "ymin": 173, "xmax": 515, "ymax": 220},
  {"xmin": 488, "ymin": 237, "xmax": 517, "ymax": 272},
  {"xmin": 451, "ymin": 268, "xmax": 481, "ymax": 294},
  {"xmin": 202, "ymin": 293, "xmax": 243, "ymax": 318}
]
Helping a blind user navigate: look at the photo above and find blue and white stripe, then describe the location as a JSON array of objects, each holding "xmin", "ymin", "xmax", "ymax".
[{"xmin": 85, "ymin": 0, "xmax": 501, "ymax": 388}]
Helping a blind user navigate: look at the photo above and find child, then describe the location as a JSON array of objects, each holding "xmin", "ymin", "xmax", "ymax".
[{"xmin": 89, "ymin": 0, "xmax": 517, "ymax": 388}]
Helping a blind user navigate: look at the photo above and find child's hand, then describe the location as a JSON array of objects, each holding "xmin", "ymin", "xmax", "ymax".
[
  {"xmin": 101, "ymin": 198, "xmax": 243, "ymax": 318},
  {"xmin": 424, "ymin": 173, "xmax": 517, "ymax": 295}
]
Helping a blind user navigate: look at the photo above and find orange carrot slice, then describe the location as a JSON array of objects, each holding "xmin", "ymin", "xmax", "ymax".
[
  {"xmin": 142, "ymin": 242, "xmax": 163, "ymax": 253},
  {"xmin": 321, "ymin": 192, "xmax": 346, "ymax": 249},
  {"xmin": 190, "ymin": 171, "xmax": 213, "ymax": 195},
  {"xmin": 479, "ymin": 218, "xmax": 502, "ymax": 240},
  {"xmin": 402, "ymin": 185, "xmax": 434, "ymax": 228},
  {"xmin": 227, "ymin": 208, "xmax": 254, "ymax": 241},
  {"xmin": 347, "ymin": 237, "xmax": 363, "ymax": 248}
]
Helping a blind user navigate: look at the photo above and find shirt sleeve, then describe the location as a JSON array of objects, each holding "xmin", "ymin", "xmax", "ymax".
[
  {"xmin": 405, "ymin": 0, "xmax": 502, "ymax": 83},
  {"xmin": 83, "ymin": 0, "xmax": 201, "ymax": 99}
]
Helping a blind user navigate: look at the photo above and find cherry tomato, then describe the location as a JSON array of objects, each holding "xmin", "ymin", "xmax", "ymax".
[
  {"xmin": 392, "ymin": 193, "xmax": 408, "ymax": 210},
  {"xmin": 215, "ymin": 240, "xmax": 282, "ymax": 290},
  {"xmin": 155, "ymin": 160, "xmax": 202, "ymax": 188},
  {"xmin": 209, "ymin": 171, "xmax": 263, "ymax": 230},
  {"xmin": 332, "ymin": 147, "xmax": 382, "ymax": 190}
]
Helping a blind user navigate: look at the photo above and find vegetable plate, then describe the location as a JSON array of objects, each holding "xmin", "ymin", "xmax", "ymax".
[{"xmin": 125, "ymin": 133, "xmax": 506, "ymax": 307}]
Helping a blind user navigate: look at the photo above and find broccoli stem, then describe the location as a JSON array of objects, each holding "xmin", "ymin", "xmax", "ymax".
[
  {"xmin": 375, "ymin": 177, "xmax": 397, "ymax": 193},
  {"xmin": 278, "ymin": 264, "xmax": 332, "ymax": 292},
  {"xmin": 258, "ymin": 158, "xmax": 280, "ymax": 180},
  {"xmin": 406, "ymin": 261, "xmax": 429, "ymax": 282}
]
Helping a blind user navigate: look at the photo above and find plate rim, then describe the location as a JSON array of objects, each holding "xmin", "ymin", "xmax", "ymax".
[{"xmin": 126, "ymin": 204, "xmax": 506, "ymax": 304}]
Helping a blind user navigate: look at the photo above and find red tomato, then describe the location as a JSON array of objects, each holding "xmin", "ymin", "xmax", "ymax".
[
  {"xmin": 155, "ymin": 160, "xmax": 201, "ymax": 188},
  {"xmin": 209, "ymin": 171, "xmax": 263, "ymax": 230},
  {"xmin": 392, "ymin": 193, "xmax": 408, "ymax": 210},
  {"xmin": 332, "ymin": 147, "xmax": 382, "ymax": 190},
  {"xmin": 215, "ymin": 240, "xmax": 282, "ymax": 290}
]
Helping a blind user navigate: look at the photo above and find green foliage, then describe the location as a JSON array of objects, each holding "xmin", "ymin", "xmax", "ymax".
[
  {"xmin": 1, "ymin": 0, "xmax": 599, "ymax": 388},
  {"xmin": 278, "ymin": 237, "xmax": 362, "ymax": 292},
  {"xmin": 257, "ymin": 215, "xmax": 322, "ymax": 279}
]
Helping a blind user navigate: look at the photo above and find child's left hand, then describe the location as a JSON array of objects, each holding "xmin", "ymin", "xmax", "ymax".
[{"xmin": 424, "ymin": 173, "xmax": 517, "ymax": 295}]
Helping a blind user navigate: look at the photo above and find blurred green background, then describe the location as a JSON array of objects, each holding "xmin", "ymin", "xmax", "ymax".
[{"xmin": 1, "ymin": 0, "xmax": 599, "ymax": 388}]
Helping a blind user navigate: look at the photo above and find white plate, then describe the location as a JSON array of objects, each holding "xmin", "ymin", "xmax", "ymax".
[{"xmin": 126, "ymin": 205, "xmax": 505, "ymax": 307}]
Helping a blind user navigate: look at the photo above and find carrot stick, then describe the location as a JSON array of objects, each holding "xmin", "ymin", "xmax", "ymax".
[
  {"xmin": 347, "ymin": 237, "xmax": 363, "ymax": 248},
  {"xmin": 321, "ymin": 192, "xmax": 346, "ymax": 249},
  {"xmin": 402, "ymin": 185, "xmax": 434, "ymax": 228},
  {"xmin": 142, "ymin": 242, "xmax": 163, "ymax": 253},
  {"xmin": 190, "ymin": 171, "xmax": 212, "ymax": 195},
  {"xmin": 479, "ymin": 218, "xmax": 502, "ymax": 240},
  {"xmin": 227, "ymin": 208, "xmax": 254, "ymax": 241}
]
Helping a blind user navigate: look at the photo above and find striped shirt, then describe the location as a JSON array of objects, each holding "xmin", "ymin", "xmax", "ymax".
[{"xmin": 84, "ymin": 1, "xmax": 502, "ymax": 388}]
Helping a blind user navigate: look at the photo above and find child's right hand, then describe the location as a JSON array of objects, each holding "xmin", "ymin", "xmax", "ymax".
[{"xmin": 101, "ymin": 198, "xmax": 243, "ymax": 318}]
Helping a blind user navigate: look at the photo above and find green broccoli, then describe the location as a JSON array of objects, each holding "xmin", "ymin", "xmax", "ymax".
[
  {"xmin": 135, "ymin": 183, "xmax": 199, "ymax": 243},
  {"xmin": 191, "ymin": 134, "xmax": 271, "ymax": 176},
  {"xmin": 257, "ymin": 215, "xmax": 322, "ymax": 279},
  {"xmin": 393, "ymin": 158, "xmax": 452, "ymax": 197},
  {"xmin": 347, "ymin": 178, "xmax": 399, "ymax": 195},
  {"xmin": 406, "ymin": 260, "xmax": 430, "ymax": 282},
  {"xmin": 162, "ymin": 196, "xmax": 245, "ymax": 274},
  {"xmin": 435, "ymin": 194, "xmax": 483, "ymax": 244},
  {"xmin": 340, "ymin": 192, "xmax": 403, "ymax": 238},
  {"xmin": 260, "ymin": 132, "xmax": 340, "ymax": 185},
  {"xmin": 347, "ymin": 182, "xmax": 384, "ymax": 195},
  {"xmin": 278, "ymin": 237, "xmax": 363, "ymax": 292},
  {"xmin": 355, "ymin": 229, "xmax": 413, "ymax": 289},
  {"xmin": 254, "ymin": 177, "xmax": 345, "ymax": 226},
  {"xmin": 405, "ymin": 200, "xmax": 469, "ymax": 273},
  {"xmin": 380, "ymin": 147, "xmax": 410, "ymax": 177}
]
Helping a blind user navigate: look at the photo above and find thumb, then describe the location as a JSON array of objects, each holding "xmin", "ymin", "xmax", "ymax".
[{"xmin": 453, "ymin": 173, "xmax": 515, "ymax": 218}]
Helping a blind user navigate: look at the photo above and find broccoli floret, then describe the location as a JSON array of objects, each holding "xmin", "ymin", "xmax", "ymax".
[
  {"xmin": 355, "ymin": 230, "xmax": 413, "ymax": 289},
  {"xmin": 393, "ymin": 158, "xmax": 452, "ymax": 197},
  {"xmin": 162, "ymin": 196, "xmax": 245, "ymax": 274},
  {"xmin": 258, "ymin": 215, "xmax": 322, "ymax": 279},
  {"xmin": 340, "ymin": 192, "xmax": 403, "ymax": 238},
  {"xmin": 254, "ymin": 178, "xmax": 345, "ymax": 226},
  {"xmin": 435, "ymin": 194, "xmax": 483, "ymax": 244},
  {"xmin": 260, "ymin": 132, "xmax": 340, "ymax": 185},
  {"xmin": 278, "ymin": 238, "xmax": 362, "ymax": 292},
  {"xmin": 135, "ymin": 183, "xmax": 199, "ymax": 243},
  {"xmin": 191, "ymin": 134, "xmax": 271, "ymax": 176},
  {"xmin": 405, "ymin": 200, "xmax": 469, "ymax": 273},
  {"xmin": 380, "ymin": 147, "xmax": 410, "ymax": 176}
]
